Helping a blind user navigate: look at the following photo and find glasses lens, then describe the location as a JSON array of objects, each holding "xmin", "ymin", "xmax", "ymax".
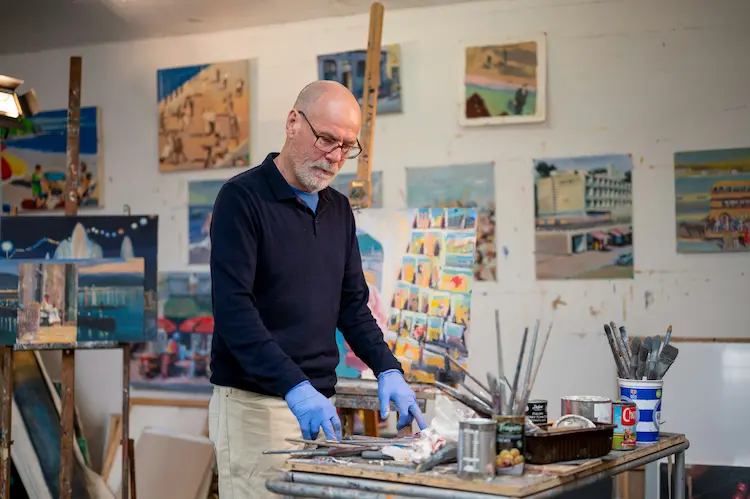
[{"xmin": 346, "ymin": 147, "xmax": 362, "ymax": 159}]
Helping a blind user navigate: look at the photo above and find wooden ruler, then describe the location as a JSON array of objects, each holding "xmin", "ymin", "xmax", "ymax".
[{"xmin": 349, "ymin": 2, "xmax": 384, "ymax": 210}]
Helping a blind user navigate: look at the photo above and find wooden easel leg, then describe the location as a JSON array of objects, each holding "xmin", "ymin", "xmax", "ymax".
[
  {"xmin": 0, "ymin": 347, "xmax": 13, "ymax": 499},
  {"xmin": 121, "ymin": 343, "xmax": 131, "ymax": 499},
  {"xmin": 59, "ymin": 349, "xmax": 76, "ymax": 498},
  {"xmin": 128, "ymin": 438, "xmax": 136, "ymax": 499}
]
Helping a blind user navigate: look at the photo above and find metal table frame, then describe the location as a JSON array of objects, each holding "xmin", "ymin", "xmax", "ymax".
[{"xmin": 266, "ymin": 440, "xmax": 689, "ymax": 499}]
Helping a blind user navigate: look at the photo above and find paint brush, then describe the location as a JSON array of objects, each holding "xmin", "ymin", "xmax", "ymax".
[
  {"xmin": 655, "ymin": 344, "xmax": 679, "ymax": 379},
  {"xmin": 629, "ymin": 337, "xmax": 641, "ymax": 379},
  {"xmin": 443, "ymin": 355, "xmax": 492, "ymax": 394},
  {"xmin": 487, "ymin": 373, "xmax": 500, "ymax": 414},
  {"xmin": 456, "ymin": 378, "xmax": 493, "ymax": 408},
  {"xmin": 619, "ymin": 325, "xmax": 631, "ymax": 361},
  {"xmin": 508, "ymin": 327, "xmax": 529, "ymax": 415},
  {"xmin": 647, "ymin": 337, "xmax": 661, "ymax": 380},
  {"xmin": 495, "ymin": 309, "xmax": 505, "ymax": 381},
  {"xmin": 434, "ymin": 381, "xmax": 494, "ymax": 417},
  {"xmin": 637, "ymin": 342, "xmax": 649, "ymax": 379},
  {"xmin": 610, "ymin": 321, "xmax": 630, "ymax": 367},
  {"xmin": 526, "ymin": 322, "xmax": 553, "ymax": 398},
  {"xmin": 660, "ymin": 325, "xmax": 673, "ymax": 355},
  {"xmin": 604, "ymin": 324, "xmax": 628, "ymax": 378},
  {"xmin": 517, "ymin": 320, "xmax": 540, "ymax": 411}
]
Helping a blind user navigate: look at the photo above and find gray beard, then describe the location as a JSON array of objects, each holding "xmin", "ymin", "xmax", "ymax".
[{"xmin": 295, "ymin": 161, "xmax": 336, "ymax": 193}]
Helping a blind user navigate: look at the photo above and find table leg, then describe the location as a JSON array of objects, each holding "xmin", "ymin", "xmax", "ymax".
[
  {"xmin": 673, "ymin": 451, "xmax": 686, "ymax": 499},
  {"xmin": 644, "ymin": 462, "xmax": 659, "ymax": 499}
]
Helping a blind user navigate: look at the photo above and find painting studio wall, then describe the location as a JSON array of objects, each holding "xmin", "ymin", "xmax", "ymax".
[{"xmin": 1, "ymin": 0, "xmax": 748, "ymax": 473}]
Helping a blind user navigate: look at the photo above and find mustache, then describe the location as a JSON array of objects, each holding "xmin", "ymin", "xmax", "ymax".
[{"xmin": 310, "ymin": 161, "xmax": 336, "ymax": 173}]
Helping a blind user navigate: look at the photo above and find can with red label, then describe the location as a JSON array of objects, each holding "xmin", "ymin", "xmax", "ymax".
[{"xmin": 612, "ymin": 401, "xmax": 637, "ymax": 450}]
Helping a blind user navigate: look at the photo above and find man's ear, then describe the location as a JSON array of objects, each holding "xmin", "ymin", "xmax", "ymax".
[{"xmin": 285, "ymin": 110, "xmax": 299, "ymax": 139}]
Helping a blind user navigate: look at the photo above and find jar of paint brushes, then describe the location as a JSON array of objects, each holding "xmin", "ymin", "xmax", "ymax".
[{"xmin": 494, "ymin": 415, "xmax": 525, "ymax": 475}]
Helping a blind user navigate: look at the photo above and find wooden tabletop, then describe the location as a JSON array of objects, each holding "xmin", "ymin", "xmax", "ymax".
[{"xmin": 284, "ymin": 433, "xmax": 688, "ymax": 497}]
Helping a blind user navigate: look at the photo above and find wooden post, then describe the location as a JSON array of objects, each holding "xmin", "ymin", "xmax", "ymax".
[
  {"xmin": 59, "ymin": 55, "xmax": 82, "ymax": 499},
  {"xmin": 121, "ymin": 343, "xmax": 131, "ymax": 499},
  {"xmin": 349, "ymin": 2, "xmax": 384, "ymax": 210},
  {"xmin": 0, "ymin": 347, "xmax": 13, "ymax": 499}
]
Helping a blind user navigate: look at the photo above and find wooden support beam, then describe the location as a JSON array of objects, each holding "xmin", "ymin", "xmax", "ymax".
[
  {"xmin": 122, "ymin": 343, "xmax": 131, "ymax": 499},
  {"xmin": 349, "ymin": 2, "xmax": 384, "ymax": 210},
  {"xmin": 64, "ymin": 56, "xmax": 82, "ymax": 217},
  {"xmin": 59, "ymin": 349, "xmax": 76, "ymax": 497},
  {"xmin": 0, "ymin": 347, "xmax": 13, "ymax": 499}
]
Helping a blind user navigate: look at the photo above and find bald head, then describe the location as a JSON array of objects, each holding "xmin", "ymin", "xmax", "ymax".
[{"xmin": 294, "ymin": 80, "xmax": 360, "ymax": 115}]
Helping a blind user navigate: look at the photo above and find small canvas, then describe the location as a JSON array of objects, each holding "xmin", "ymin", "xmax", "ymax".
[
  {"xmin": 318, "ymin": 45, "xmax": 402, "ymax": 114},
  {"xmin": 533, "ymin": 154, "xmax": 633, "ymax": 279},
  {"xmin": 1, "ymin": 107, "xmax": 103, "ymax": 213},
  {"xmin": 157, "ymin": 60, "xmax": 250, "ymax": 172},
  {"xmin": 188, "ymin": 179, "xmax": 224, "ymax": 264},
  {"xmin": 329, "ymin": 172, "xmax": 384, "ymax": 208},
  {"xmin": 131, "ymin": 272, "xmax": 213, "ymax": 392},
  {"xmin": 17, "ymin": 262, "xmax": 78, "ymax": 345},
  {"xmin": 674, "ymin": 147, "xmax": 750, "ymax": 253},
  {"xmin": 461, "ymin": 36, "xmax": 546, "ymax": 126}
]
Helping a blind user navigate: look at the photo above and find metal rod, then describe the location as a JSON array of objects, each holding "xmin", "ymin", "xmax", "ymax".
[
  {"xmin": 443, "ymin": 355, "xmax": 491, "ymax": 393},
  {"xmin": 673, "ymin": 451, "xmax": 686, "ymax": 499},
  {"xmin": 121, "ymin": 343, "xmax": 131, "ymax": 499},
  {"xmin": 267, "ymin": 479, "xmax": 382, "ymax": 498}
]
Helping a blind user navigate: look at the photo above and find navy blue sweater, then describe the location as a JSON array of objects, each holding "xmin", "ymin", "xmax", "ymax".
[{"xmin": 209, "ymin": 153, "xmax": 402, "ymax": 398}]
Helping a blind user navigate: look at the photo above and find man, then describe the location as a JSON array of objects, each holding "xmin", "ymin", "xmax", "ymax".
[{"xmin": 208, "ymin": 80, "xmax": 426, "ymax": 498}]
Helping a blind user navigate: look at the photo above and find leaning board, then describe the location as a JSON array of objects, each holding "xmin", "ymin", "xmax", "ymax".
[{"xmin": 285, "ymin": 433, "xmax": 687, "ymax": 497}]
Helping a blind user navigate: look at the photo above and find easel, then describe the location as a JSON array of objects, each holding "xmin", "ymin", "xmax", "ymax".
[{"xmin": 0, "ymin": 56, "xmax": 134, "ymax": 499}]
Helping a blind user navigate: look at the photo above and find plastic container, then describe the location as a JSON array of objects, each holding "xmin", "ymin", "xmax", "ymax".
[
  {"xmin": 524, "ymin": 423, "xmax": 615, "ymax": 464},
  {"xmin": 618, "ymin": 378, "xmax": 663, "ymax": 446}
]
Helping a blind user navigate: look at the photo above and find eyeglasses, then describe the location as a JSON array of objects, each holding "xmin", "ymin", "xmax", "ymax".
[{"xmin": 297, "ymin": 110, "xmax": 362, "ymax": 160}]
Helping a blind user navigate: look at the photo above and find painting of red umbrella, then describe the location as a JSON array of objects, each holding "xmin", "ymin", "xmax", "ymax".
[
  {"xmin": 179, "ymin": 315, "xmax": 214, "ymax": 334},
  {"xmin": 158, "ymin": 317, "xmax": 177, "ymax": 333}
]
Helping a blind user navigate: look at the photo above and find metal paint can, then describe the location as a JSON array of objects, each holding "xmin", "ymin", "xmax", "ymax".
[
  {"xmin": 612, "ymin": 401, "xmax": 637, "ymax": 450},
  {"xmin": 494, "ymin": 415, "xmax": 525, "ymax": 476},
  {"xmin": 561, "ymin": 396, "xmax": 612, "ymax": 424},
  {"xmin": 526, "ymin": 399, "xmax": 548, "ymax": 424},
  {"xmin": 458, "ymin": 418, "xmax": 496, "ymax": 479}
]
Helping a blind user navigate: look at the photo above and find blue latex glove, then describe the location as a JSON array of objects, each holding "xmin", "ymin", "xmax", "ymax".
[
  {"xmin": 377, "ymin": 369, "xmax": 427, "ymax": 431},
  {"xmin": 285, "ymin": 381, "xmax": 342, "ymax": 441}
]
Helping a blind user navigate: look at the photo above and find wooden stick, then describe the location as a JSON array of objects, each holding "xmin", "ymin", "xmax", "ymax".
[
  {"xmin": 59, "ymin": 349, "xmax": 76, "ymax": 498},
  {"xmin": 64, "ymin": 56, "xmax": 82, "ymax": 217},
  {"xmin": 129, "ymin": 397, "xmax": 210, "ymax": 409},
  {"xmin": 0, "ymin": 347, "xmax": 13, "ymax": 499},
  {"xmin": 122, "ymin": 343, "xmax": 131, "ymax": 499},
  {"xmin": 350, "ymin": 2, "xmax": 384, "ymax": 209},
  {"xmin": 128, "ymin": 438, "xmax": 137, "ymax": 499}
]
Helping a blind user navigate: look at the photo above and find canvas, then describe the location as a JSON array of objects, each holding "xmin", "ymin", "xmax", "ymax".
[
  {"xmin": 131, "ymin": 272, "xmax": 213, "ymax": 392},
  {"xmin": 1, "ymin": 107, "xmax": 103, "ymax": 213},
  {"xmin": 158, "ymin": 60, "xmax": 250, "ymax": 172},
  {"xmin": 187, "ymin": 179, "xmax": 223, "ymax": 264},
  {"xmin": 0, "ymin": 215, "xmax": 158, "ymax": 342},
  {"xmin": 329, "ymin": 171, "xmax": 384, "ymax": 208},
  {"xmin": 336, "ymin": 208, "xmax": 477, "ymax": 383},
  {"xmin": 660, "ymin": 462, "xmax": 750, "ymax": 498},
  {"xmin": 674, "ymin": 147, "xmax": 750, "ymax": 253},
  {"xmin": 461, "ymin": 37, "xmax": 546, "ymax": 126},
  {"xmin": 533, "ymin": 154, "xmax": 633, "ymax": 280},
  {"xmin": 406, "ymin": 163, "xmax": 496, "ymax": 281},
  {"xmin": 318, "ymin": 45, "xmax": 402, "ymax": 114}
]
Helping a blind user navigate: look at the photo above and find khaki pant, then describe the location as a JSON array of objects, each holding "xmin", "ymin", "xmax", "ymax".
[{"xmin": 208, "ymin": 385, "xmax": 304, "ymax": 498}]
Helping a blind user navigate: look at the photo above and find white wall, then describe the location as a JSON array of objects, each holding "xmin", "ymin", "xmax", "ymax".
[{"xmin": 2, "ymin": 0, "xmax": 749, "ymax": 472}]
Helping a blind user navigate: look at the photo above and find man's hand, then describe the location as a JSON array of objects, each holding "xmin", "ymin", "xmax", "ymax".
[
  {"xmin": 285, "ymin": 381, "xmax": 342, "ymax": 441},
  {"xmin": 377, "ymin": 370, "xmax": 427, "ymax": 431}
]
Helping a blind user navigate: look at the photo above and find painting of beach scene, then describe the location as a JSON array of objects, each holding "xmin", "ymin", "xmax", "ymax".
[
  {"xmin": 318, "ymin": 45, "xmax": 402, "ymax": 114},
  {"xmin": 131, "ymin": 272, "xmax": 213, "ymax": 392},
  {"xmin": 188, "ymin": 179, "xmax": 224, "ymax": 264},
  {"xmin": 675, "ymin": 147, "xmax": 750, "ymax": 253},
  {"xmin": 157, "ymin": 60, "xmax": 250, "ymax": 172},
  {"xmin": 329, "ymin": 171, "xmax": 384, "ymax": 208},
  {"xmin": 76, "ymin": 258, "xmax": 145, "ymax": 342},
  {"xmin": 406, "ymin": 163, "xmax": 496, "ymax": 281},
  {"xmin": 462, "ymin": 38, "xmax": 546, "ymax": 126},
  {"xmin": 534, "ymin": 154, "xmax": 633, "ymax": 280},
  {"xmin": 1, "ymin": 106, "xmax": 102, "ymax": 213},
  {"xmin": 0, "ymin": 215, "xmax": 158, "ymax": 342}
]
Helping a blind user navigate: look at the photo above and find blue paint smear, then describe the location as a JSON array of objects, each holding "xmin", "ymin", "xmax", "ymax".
[
  {"xmin": 157, "ymin": 64, "xmax": 210, "ymax": 102},
  {"xmin": 4, "ymin": 107, "xmax": 99, "ymax": 155}
]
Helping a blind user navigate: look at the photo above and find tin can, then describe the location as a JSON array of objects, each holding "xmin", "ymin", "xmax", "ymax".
[
  {"xmin": 612, "ymin": 401, "xmax": 637, "ymax": 450},
  {"xmin": 494, "ymin": 415, "xmax": 525, "ymax": 475},
  {"xmin": 526, "ymin": 399, "xmax": 548, "ymax": 424},
  {"xmin": 561, "ymin": 396, "xmax": 612, "ymax": 424},
  {"xmin": 458, "ymin": 418, "xmax": 496, "ymax": 479}
]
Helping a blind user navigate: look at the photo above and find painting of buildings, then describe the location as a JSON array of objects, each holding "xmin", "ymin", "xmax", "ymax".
[
  {"xmin": 1, "ymin": 107, "xmax": 102, "ymax": 213},
  {"xmin": 157, "ymin": 60, "xmax": 250, "ymax": 172},
  {"xmin": 188, "ymin": 179, "xmax": 224, "ymax": 264},
  {"xmin": 131, "ymin": 272, "xmax": 213, "ymax": 392},
  {"xmin": 406, "ymin": 163, "xmax": 496, "ymax": 281},
  {"xmin": 16, "ymin": 262, "xmax": 78, "ymax": 345},
  {"xmin": 0, "ymin": 215, "xmax": 159, "ymax": 342},
  {"xmin": 534, "ymin": 154, "xmax": 633, "ymax": 280},
  {"xmin": 675, "ymin": 147, "xmax": 750, "ymax": 253},
  {"xmin": 462, "ymin": 38, "xmax": 546, "ymax": 126},
  {"xmin": 329, "ymin": 171, "xmax": 384, "ymax": 208},
  {"xmin": 77, "ymin": 259, "xmax": 145, "ymax": 342},
  {"xmin": 318, "ymin": 45, "xmax": 402, "ymax": 114},
  {"xmin": 0, "ymin": 261, "xmax": 18, "ymax": 345}
]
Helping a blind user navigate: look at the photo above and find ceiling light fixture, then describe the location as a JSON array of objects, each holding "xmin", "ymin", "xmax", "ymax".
[{"xmin": 0, "ymin": 75, "xmax": 40, "ymax": 134}]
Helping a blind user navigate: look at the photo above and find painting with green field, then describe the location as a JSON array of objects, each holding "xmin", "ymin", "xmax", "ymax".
[{"xmin": 462, "ymin": 37, "xmax": 546, "ymax": 126}]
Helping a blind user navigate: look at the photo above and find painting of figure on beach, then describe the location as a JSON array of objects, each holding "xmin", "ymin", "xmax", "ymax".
[
  {"xmin": 0, "ymin": 215, "xmax": 158, "ymax": 342},
  {"xmin": 406, "ymin": 163, "xmax": 496, "ymax": 281},
  {"xmin": 131, "ymin": 272, "xmax": 213, "ymax": 391},
  {"xmin": 157, "ymin": 60, "xmax": 250, "ymax": 172},
  {"xmin": 329, "ymin": 171, "xmax": 384, "ymax": 209},
  {"xmin": 462, "ymin": 38, "xmax": 546, "ymax": 126},
  {"xmin": 188, "ymin": 179, "xmax": 223, "ymax": 264},
  {"xmin": 675, "ymin": 147, "xmax": 750, "ymax": 253},
  {"xmin": 1, "ymin": 107, "xmax": 102, "ymax": 213},
  {"xmin": 318, "ymin": 45, "xmax": 402, "ymax": 114},
  {"xmin": 534, "ymin": 154, "xmax": 633, "ymax": 280},
  {"xmin": 77, "ymin": 259, "xmax": 144, "ymax": 342}
]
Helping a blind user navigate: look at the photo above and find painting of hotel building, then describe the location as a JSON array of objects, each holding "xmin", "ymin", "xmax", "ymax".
[{"xmin": 533, "ymin": 154, "xmax": 633, "ymax": 279}]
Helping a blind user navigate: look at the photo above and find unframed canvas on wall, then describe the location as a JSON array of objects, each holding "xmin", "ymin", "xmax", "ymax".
[
  {"xmin": 188, "ymin": 179, "xmax": 224, "ymax": 264},
  {"xmin": 329, "ymin": 171, "xmax": 384, "ymax": 208},
  {"xmin": 674, "ymin": 147, "xmax": 750, "ymax": 253},
  {"xmin": 533, "ymin": 154, "xmax": 633, "ymax": 280},
  {"xmin": 157, "ymin": 60, "xmax": 250, "ymax": 172},
  {"xmin": 1, "ymin": 106, "xmax": 103, "ymax": 213},
  {"xmin": 461, "ymin": 36, "xmax": 546, "ymax": 126},
  {"xmin": 318, "ymin": 45, "xmax": 402, "ymax": 114}
]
